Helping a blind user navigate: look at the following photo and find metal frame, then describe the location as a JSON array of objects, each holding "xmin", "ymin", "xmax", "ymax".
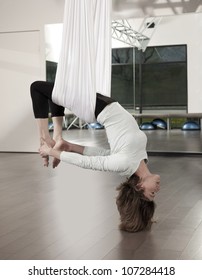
[{"xmin": 112, "ymin": 17, "xmax": 161, "ymax": 51}]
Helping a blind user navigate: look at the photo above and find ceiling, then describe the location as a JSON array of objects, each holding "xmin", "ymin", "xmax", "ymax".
[{"xmin": 112, "ymin": 0, "xmax": 202, "ymax": 19}]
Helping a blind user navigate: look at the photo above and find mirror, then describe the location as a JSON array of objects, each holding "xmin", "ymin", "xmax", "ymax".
[{"xmin": 44, "ymin": 11, "xmax": 202, "ymax": 154}]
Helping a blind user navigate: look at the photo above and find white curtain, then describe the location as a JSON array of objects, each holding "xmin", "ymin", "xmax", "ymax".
[{"xmin": 52, "ymin": 0, "xmax": 112, "ymax": 123}]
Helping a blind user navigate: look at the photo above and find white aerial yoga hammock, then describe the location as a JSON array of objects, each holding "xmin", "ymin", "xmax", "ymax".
[{"xmin": 52, "ymin": 0, "xmax": 112, "ymax": 123}]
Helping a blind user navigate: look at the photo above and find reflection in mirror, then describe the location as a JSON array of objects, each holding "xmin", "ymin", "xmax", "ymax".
[
  {"xmin": 111, "ymin": 45, "xmax": 187, "ymax": 115},
  {"xmin": 45, "ymin": 22, "xmax": 188, "ymax": 114},
  {"xmin": 45, "ymin": 14, "xmax": 202, "ymax": 153},
  {"xmin": 111, "ymin": 13, "xmax": 188, "ymax": 114},
  {"xmin": 44, "ymin": 6, "xmax": 197, "ymax": 110}
]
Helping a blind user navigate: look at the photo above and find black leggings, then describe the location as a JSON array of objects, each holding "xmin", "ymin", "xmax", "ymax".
[
  {"xmin": 30, "ymin": 80, "xmax": 115, "ymax": 120},
  {"xmin": 30, "ymin": 81, "xmax": 65, "ymax": 118}
]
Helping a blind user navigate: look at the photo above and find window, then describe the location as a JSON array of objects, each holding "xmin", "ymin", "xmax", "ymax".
[
  {"xmin": 47, "ymin": 45, "xmax": 187, "ymax": 112},
  {"xmin": 111, "ymin": 45, "xmax": 187, "ymax": 112},
  {"xmin": 111, "ymin": 48, "xmax": 134, "ymax": 108}
]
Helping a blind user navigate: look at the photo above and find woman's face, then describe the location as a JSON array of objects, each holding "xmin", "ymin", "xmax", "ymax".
[{"xmin": 140, "ymin": 174, "xmax": 160, "ymax": 201}]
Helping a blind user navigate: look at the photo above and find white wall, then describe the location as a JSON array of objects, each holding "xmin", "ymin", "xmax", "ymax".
[
  {"xmin": 0, "ymin": 0, "xmax": 65, "ymax": 152},
  {"xmin": 0, "ymin": 0, "xmax": 65, "ymax": 32}
]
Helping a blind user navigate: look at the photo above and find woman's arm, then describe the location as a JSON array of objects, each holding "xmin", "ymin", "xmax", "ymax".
[
  {"xmin": 39, "ymin": 139, "xmax": 84, "ymax": 157},
  {"xmin": 39, "ymin": 141, "xmax": 127, "ymax": 173},
  {"xmin": 83, "ymin": 146, "xmax": 111, "ymax": 156},
  {"xmin": 69, "ymin": 143, "xmax": 111, "ymax": 156},
  {"xmin": 59, "ymin": 151, "xmax": 127, "ymax": 173},
  {"xmin": 39, "ymin": 139, "xmax": 110, "ymax": 158}
]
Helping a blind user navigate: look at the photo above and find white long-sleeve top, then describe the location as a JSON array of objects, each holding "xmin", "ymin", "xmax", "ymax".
[{"xmin": 60, "ymin": 102, "xmax": 148, "ymax": 177}]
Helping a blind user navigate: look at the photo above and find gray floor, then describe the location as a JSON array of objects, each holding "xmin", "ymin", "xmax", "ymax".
[{"xmin": 0, "ymin": 129, "xmax": 202, "ymax": 260}]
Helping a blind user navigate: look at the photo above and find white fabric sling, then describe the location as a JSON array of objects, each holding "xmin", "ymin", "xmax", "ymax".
[{"xmin": 52, "ymin": 0, "xmax": 112, "ymax": 123}]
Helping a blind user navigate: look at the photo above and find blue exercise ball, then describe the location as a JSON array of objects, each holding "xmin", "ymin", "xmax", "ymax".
[
  {"xmin": 182, "ymin": 121, "xmax": 200, "ymax": 130},
  {"xmin": 152, "ymin": 118, "xmax": 167, "ymax": 129},
  {"xmin": 140, "ymin": 122, "xmax": 156, "ymax": 130},
  {"xmin": 87, "ymin": 122, "xmax": 104, "ymax": 129}
]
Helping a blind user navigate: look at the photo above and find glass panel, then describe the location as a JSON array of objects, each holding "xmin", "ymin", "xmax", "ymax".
[
  {"xmin": 135, "ymin": 62, "xmax": 187, "ymax": 109},
  {"xmin": 111, "ymin": 64, "xmax": 134, "ymax": 108},
  {"xmin": 111, "ymin": 45, "xmax": 187, "ymax": 111},
  {"xmin": 46, "ymin": 61, "xmax": 57, "ymax": 82},
  {"xmin": 112, "ymin": 47, "xmax": 133, "ymax": 64},
  {"xmin": 136, "ymin": 45, "xmax": 187, "ymax": 64}
]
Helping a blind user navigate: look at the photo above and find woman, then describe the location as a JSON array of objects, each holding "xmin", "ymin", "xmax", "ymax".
[{"xmin": 30, "ymin": 80, "xmax": 160, "ymax": 232}]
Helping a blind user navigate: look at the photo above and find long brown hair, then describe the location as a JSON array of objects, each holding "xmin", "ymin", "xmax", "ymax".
[{"xmin": 116, "ymin": 174, "xmax": 156, "ymax": 232}]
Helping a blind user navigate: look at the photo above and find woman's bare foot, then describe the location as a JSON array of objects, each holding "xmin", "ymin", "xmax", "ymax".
[
  {"xmin": 52, "ymin": 155, "xmax": 60, "ymax": 169},
  {"xmin": 52, "ymin": 139, "xmax": 71, "ymax": 168}
]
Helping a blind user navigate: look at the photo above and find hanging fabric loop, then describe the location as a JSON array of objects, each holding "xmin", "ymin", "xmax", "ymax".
[{"xmin": 52, "ymin": 0, "xmax": 112, "ymax": 123}]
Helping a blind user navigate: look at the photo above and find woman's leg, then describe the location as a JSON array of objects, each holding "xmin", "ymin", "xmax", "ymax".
[
  {"xmin": 30, "ymin": 81, "xmax": 65, "ymax": 166},
  {"xmin": 52, "ymin": 116, "xmax": 64, "ymax": 142}
]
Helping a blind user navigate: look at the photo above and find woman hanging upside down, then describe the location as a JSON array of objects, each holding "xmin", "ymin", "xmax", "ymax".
[{"xmin": 30, "ymin": 80, "xmax": 160, "ymax": 233}]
